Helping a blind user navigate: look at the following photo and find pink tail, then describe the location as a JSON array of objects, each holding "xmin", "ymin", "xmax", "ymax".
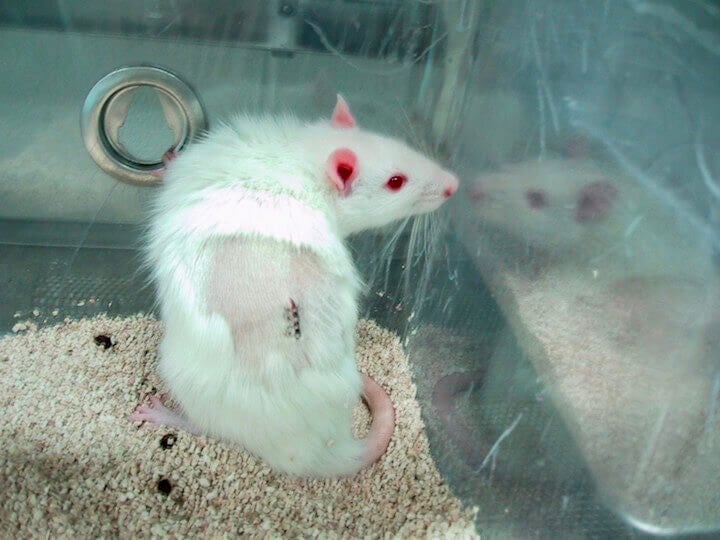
[{"xmin": 360, "ymin": 373, "xmax": 395, "ymax": 466}]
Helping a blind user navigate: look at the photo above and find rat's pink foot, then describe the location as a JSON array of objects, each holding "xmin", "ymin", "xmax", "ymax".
[{"xmin": 129, "ymin": 394, "xmax": 202, "ymax": 436}]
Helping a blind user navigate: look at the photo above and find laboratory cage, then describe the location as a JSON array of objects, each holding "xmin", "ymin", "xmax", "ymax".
[{"xmin": 1, "ymin": 0, "xmax": 719, "ymax": 537}]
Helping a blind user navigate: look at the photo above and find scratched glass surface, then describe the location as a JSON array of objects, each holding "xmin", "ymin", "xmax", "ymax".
[{"xmin": 1, "ymin": 1, "xmax": 719, "ymax": 537}]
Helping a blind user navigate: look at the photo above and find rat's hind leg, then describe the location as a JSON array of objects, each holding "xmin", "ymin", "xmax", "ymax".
[{"xmin": 129, "ymin": 394, "xmax": 203, "ymax": 436}]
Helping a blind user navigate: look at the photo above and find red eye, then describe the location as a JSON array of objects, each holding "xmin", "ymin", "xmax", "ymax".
[
  {"xmin": 337, "ymin": 164, "xmax": 353, "ymax": 181},
  {"xmin": 386, "ymin": 174, "xmax": 407, "ymax": 191}
]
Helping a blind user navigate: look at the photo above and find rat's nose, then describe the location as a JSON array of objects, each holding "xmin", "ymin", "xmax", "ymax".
[{"xmin": 443, "ymin": 173, "xmax": 459, "ymax": 198}]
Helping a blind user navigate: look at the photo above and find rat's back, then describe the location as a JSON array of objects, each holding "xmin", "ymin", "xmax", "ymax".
[
  {"xmin": 154, "ymin": 231, "xmax": 368, "ymax": 476},
  {"xmin": 156, "ymin": 112, "xmax": 310, "ymax": 199}
]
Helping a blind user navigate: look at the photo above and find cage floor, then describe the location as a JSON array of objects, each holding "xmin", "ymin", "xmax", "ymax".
[{"xmin": 0, "ymin": 230, "xmax": 681, "ymax": 539}]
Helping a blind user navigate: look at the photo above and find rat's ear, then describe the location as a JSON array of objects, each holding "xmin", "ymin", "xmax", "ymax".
[
  {"xmin": 325, "ymin": 148, "xmax": 358, "ymax": 196},
  {"xmin": 331, "ymin": 94, "xmax": 357, "ymax": 129},
  {"xmin": 576, "ymin": 180, "xmax": 618, "ymax": 223}
]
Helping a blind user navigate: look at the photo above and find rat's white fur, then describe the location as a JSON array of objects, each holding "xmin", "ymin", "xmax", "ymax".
[
  {"xmin": 144, "ymin": 104, "xmax": 457, "ymax": 476},
  {"xmin": 462, "ymin": 158, "xmax": 717, "ymax": 282}
]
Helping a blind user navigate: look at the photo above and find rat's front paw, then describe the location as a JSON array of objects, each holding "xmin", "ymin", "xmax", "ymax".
[
  {"xmin": 161, "ymin": 147, "xmax": 178, "ymax": 166},
  {"xmin": 150, "ymin": 147, "xmax": 179, "ymax": 178}
]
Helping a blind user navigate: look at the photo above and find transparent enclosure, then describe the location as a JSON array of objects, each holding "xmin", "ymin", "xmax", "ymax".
[{"xmin": 1, "ymin": 0, "xmax": 720, "ymax": 537}]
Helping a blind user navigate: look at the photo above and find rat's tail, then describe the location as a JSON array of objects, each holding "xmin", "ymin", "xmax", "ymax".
[{"xmin": 360, "ymin": 373, "xmax": 395, "ymax": 466}]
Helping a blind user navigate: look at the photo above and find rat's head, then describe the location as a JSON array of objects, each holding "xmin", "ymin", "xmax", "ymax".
[
  {"xmin": 468, "ymin": 159, "xmax": 620, "ymax": 248},
  {"xmin": 312, "ymin": 95, "xmax": 459, "ymax": 236}
]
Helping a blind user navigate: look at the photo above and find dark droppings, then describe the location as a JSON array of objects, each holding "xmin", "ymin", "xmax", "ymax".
[
  {"xmin": 160, "ymin": 433, "xmax": 177, "ymax": 449},
  {"xmin": 157, "ymin": 478, "xmax": 173, "ymax": 495},
  {"xmin": 93, "ymin": 334, "xmax": 113, "ymax": 349}
]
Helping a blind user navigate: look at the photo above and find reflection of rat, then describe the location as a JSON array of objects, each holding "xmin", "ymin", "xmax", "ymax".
[
  {"xmin": 130, "ymin": 96, "xmax": 459, "ymax": 477},
  {"xmin": 465, "ymin": 158, "xmax": 717, "ymax": 281}
]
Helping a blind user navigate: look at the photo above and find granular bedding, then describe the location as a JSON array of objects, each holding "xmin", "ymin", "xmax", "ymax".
[{"xmin": 0, "ymin": 315, "xmax": 477, "ymax": 537}]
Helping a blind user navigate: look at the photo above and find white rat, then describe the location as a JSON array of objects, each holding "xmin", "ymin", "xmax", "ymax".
[
  {"xmin": 130, "ymin": 95, "xmax": 459, "ymax": 477},
  {"xmin": 462, "ymin": 157, "xmax": 718, "ymax": 282}
]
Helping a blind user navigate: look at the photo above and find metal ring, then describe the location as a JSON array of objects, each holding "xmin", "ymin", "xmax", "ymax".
[{"xmin": 81, "ymin": 65, "xmax": 207, "ymax": 186}]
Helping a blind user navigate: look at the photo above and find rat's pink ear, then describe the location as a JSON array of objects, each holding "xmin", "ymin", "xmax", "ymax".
[
  {"xmin": 326, "ymin": 148, "xmax": 358, "ymax": 196},
  {"xmin": 331, "ymin": 94, "xmax": 357, "ymax": 129},
  {"xmin": 576, "ymin": 180, "xmax": 618, "ymax": 223}
]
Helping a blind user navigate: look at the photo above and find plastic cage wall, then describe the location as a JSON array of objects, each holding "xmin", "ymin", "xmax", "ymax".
[{"xmin": 1, "ymin": 0, "xmax": 719, "ymax": 537}]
